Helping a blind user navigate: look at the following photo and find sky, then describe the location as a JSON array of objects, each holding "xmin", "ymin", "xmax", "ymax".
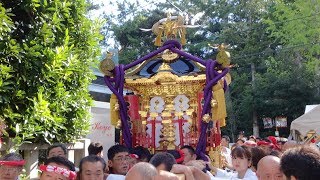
[{"xmin": 88, "ymin": 0, "xmax": 167, "ymax": 19}]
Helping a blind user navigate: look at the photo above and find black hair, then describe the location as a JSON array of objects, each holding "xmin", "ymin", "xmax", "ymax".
[
  {"xmin": 167, "ymin": 150, "xmax": 183, "ymax": 164},
  {"xmin": 149, "ymin": 152, "xmax": 176, "ymax": 171},
  {"xmin": 251, "ymin": 147, "xmax": 267, "ymax": 170},
  {"xmin": 107, "ymin": 144, "xmax": 129, "ymax": 160},
  {"xmin": 236, "ymin": 138, "xmax": 245, "ymax": 144},
  {"xmin": 88, "ymin": 142, "xmax": 104, "ymax": 156},
  {"xmin": 181, "ymin": 145, "xmax": 195, "ymax": 155},
  {"xmin": 249, "ymin": 135, "xmax": 256, "ymax": 142},
  {"xmin": 231, "ymin": 145, "xmax": 252, "ymax": 160},
  {"xmin": 222, "ymin": 135, "xmax": 230, "ymax": 142},
  {"xmin": 44, "ymin": 156, "xmax": 75, "ymax": 171},
  {"xmin": 47, "ymin": 143, "xmax": 67, "ymax": 156},
  {"xmin": 280, "ymin": 145, "xmax": 320, "ymax": 180},
  {"xmin": 130, "ymin": 146, "xmax": 151, "ymax": 162},
  {"xmin": 79, "ymin": 155, "xmax": 106, "ymax": 173},
  {"xmin": 1, "ymin": 153, "xmax": 24, "ymax": 162},
  {"xmin": 270, "ymin": 150, "xmax": 282, "ymax": 157}
]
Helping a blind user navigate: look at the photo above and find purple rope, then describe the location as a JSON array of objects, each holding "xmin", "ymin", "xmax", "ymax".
[
  {"xmin": 119, "ymin": 65, "xmax": 125, "ymax": 93},
  {"xmin": 118, "ymin": 65, "xmax": 133, "ymax": 146},
  {"xmin": 124, "ymin": 43, "xmax": 174, "ymax": 70},
  {"xmin": 169, "ymin": 48, "xmax": 206, "ymax": 65},
  {"xmin": 163, "ymin": 40, "xmax": 182, "ymax": 49},
  {"xmin": 104, "ymin": 76, "xmax": 132, "ymax": 147},
  {"xmin": 195, "ymin": 66, "xmax": 229, "ymax": 157},
  {"xmin": 209, "ymin": 61, "xmax": 218, "ymax": 79},
  {"xmin": 205, "ymin": 61, "xmax": 212, "ymax": 82},
  {"xmin": 205, "ymin": 69, "xmax": 229, "ymax": 89},
  {"xmin": 114, "ymin": 67, "xmax": 120, "ymax": 89}
]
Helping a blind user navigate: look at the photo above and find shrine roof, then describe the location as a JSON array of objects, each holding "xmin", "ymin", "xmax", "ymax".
[{"xmin": 126, "ymin": 58, "xmax": 204, "ymax": 78}]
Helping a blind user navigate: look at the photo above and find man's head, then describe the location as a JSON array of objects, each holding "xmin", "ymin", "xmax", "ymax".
[
  {"xmin": 0, "ymin": 153, "xmax": 25, "ymax": 180},
  {"xmin": 238, "ymin": 131, "xmax": 245, "ymax": 139},
  {"xmin": 282, "ymin": 140, "xmax": 297, "ymax": 152},
  {"xmin": 149, "ymin": 152, "xmax": 176, "ymax": 171},
  {"xmin": 88, "ymin": 142, "xmax": 104, "ymax": 157},
  {"xmin": 47, "ymin": 143, "xmax": 67, "ymax": 159},
  {"xmin": 107, "ymin": 144, "xmax": 129, "ymax": 175},
  {"xmin": 125, "ymin": 162, "xmax": 158, "ymax": 180},
  {"xmin": 130, "ymin": 146, "xmax": 151, "ymax": 162},
  {"xmin": 180, "ymin": 145, "xmax": 196, "ymax": 165},
  {"xmin": 251, "ymin": 147, "xmax": 267, "ymax": 172},
  {"xmin": 236, "ymin": 138, "xmax": 245, "ymax": 146},
  {"xmin": 280, "ymin": 145, "xmax": 320, "ymax": 180},
  {"xmin": 221, "ymin": 135, "xmax": 230, "ymax": 147},
  {"xmin": 40, "ymin": 156, "xmax": 76, "ymax": 180},
  {"xmin": 79, "ymin": 155, "xmax": 106, "ymax": 180},
  {"xmin": 256, "ymin": 156, "xmax": 283, "ymax": 180},
  {"xmin": 249, "ymin": 135, "xmax": 257, "ymax": 142}
]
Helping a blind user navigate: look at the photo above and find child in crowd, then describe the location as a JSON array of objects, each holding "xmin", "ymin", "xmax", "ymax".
[{"xmin": 212, "ymin": 145, "xmax": 258, "ymax": 180}]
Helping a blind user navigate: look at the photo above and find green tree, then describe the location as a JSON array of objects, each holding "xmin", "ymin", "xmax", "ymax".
[
  {"xmin": 0, "ymin": 0, "xmax": 102, "ymax": 148},
  {"xmin": 255, "ymin": 0, "xmax": 320, "ymax": 136}
]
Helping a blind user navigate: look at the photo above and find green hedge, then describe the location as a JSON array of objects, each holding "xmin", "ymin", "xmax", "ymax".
[{"xmin": 0, "ymin": 0, "xmax": 102, "ymax": 149}]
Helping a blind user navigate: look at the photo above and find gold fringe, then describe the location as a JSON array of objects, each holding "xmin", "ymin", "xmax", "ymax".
[
  {"xmin": 211, "ymin": 85, "xmax": 227, "ymax": 126},
  {"xmin": 154, "ymin": 29, "xmax": 163, "ymax": 46}
]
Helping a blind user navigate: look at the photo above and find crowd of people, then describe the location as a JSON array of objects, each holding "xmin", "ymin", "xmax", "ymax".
[{"xmin": 0, "ymin": 134, "xmax": 319, "ymax": 180}]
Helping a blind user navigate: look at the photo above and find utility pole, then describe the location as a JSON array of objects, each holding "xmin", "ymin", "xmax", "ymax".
[{"xmin": 251, "ymin": 63, "xmax": 259, "ymax": 137}]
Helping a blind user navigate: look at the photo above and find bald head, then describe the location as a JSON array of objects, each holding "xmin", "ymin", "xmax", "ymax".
[
  {"xmin": 125, "ymin": 162, "xmax": 158, "ymax": 180},
  {"xmin": 256, "ymin": 156, "xmax": 283, "ymax": 180},
  {"xmin": 153, "ymin": 170, "xmax": 179, "ymax": 180}
]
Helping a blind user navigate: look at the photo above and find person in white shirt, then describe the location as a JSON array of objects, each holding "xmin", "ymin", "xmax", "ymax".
[
  {"xmin": 221, "ymin": 135, "xmax": 232, "ymax": 169},
  {"xmin": 211, "ymin": 145, "xmax": 258, "ymax": 180}
]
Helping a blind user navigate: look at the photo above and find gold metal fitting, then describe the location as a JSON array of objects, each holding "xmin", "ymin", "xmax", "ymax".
[
  {"xmin": 202, "ymin": 114, "xmax": 211, "ymax": 123},
  {"xmin": 116, "ymin": 120, "xmax": 122, "ymax": 129},
  {"xmin": 139, "ymin": 111, "xmax": 148, "ymax": 118},
  {"xmin": 114, "ymin": 103, "xmax": 119, "ymax": 111},
  {"xmin": 211, "ymin": 99, "xmax": 218, "ymax": 108}
]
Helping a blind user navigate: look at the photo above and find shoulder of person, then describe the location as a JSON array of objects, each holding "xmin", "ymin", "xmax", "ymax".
[{"xmin": 243, "ymin": 169, "xmax": 258, "ymax": 180}]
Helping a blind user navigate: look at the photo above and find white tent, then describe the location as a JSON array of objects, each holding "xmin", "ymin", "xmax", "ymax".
[{"xmin": 290, "ymin": 105, "xmax": 320, "ymax": 139}]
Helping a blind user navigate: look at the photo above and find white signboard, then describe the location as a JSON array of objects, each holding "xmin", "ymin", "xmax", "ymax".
[{"xmin": 87, "ymin": 101, "xmax": 115, "ymax": 160}]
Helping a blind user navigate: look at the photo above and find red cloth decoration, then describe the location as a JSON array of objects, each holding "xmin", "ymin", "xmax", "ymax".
[
  {"xmin": 39, "ymin": 164, "xmax": 76, "ymax": 180},
  {"xmin": 0, "ymin": 160, "xmax": 25, "ymax": 166},
  {"xmin": 257, "ymin": 140, "xmax": 274, "ymax": 148},
  {"xmin": 175, "ymin": 150, "xmax": 185, "ymax": 164},
  {"xmin": 268, "ymin": 136, "xmax": 280, "ymax": 150}
]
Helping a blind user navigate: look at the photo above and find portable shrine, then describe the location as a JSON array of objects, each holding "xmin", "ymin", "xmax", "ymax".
[{"xmin": 100, "ymin": 14, "xmax": 231, "ymax": 167}]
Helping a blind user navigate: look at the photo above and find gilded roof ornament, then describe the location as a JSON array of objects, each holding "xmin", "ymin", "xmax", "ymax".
[
  {"xmin": 209, "ymin": 43, "xmax": 231, "ymax": 68},
  {"xmin": 140, "ymin": 13, "xmax": 199, "ymax": 46},
  {"xmin": 100, "ymin": 52, "xmax": 115, "ymax": 77}
]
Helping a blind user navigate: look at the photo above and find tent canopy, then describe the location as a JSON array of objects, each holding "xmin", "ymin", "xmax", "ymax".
[{"xmin": 290, "ymin": 105, "xmax": 320, "ymax": 137}]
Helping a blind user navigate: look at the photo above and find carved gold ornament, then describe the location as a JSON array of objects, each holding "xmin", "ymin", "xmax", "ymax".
[
  {"xmin": 99, "ymin": 52, "xmax": 115, "ymax": 76},
  {"xmin": 211, "ymin": 99, "xmax": 218, "ymax": 108},
  {"xmin": 202, "ymin": 114, "xmax": 211, "ymax": 123},
  {"xmin": 161, "ymin": 50, "xmax": 179, "ymax": 63}
]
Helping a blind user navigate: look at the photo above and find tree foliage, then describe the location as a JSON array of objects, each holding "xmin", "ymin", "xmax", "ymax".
[{"xmin": 0, "ymin": 0, "xmax": 102, "ymax": 148}]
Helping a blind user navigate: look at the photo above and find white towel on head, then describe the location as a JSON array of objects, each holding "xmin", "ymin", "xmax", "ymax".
[{"xmin": 106, "ymin": 174, "xmax": 126, "ymax": 180}]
